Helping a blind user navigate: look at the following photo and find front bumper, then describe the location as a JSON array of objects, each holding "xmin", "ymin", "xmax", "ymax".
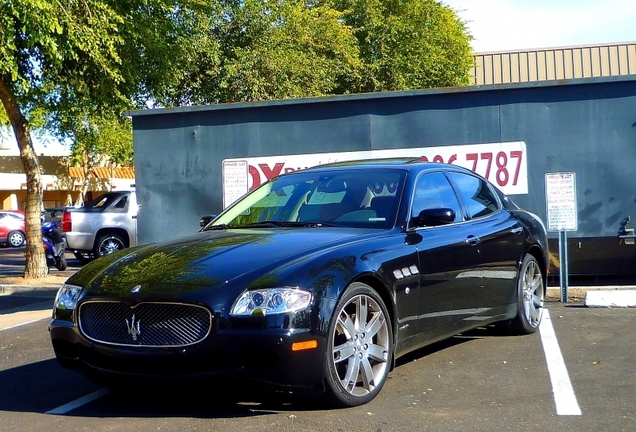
[{"xmin": 49, "ymin": 318, "xmax": 327, "ymax": 392}]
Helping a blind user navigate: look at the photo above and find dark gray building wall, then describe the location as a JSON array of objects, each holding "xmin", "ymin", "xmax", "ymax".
[{"xmin": 130, "ymin": 76, "xmax": 636, "ymax": 273}]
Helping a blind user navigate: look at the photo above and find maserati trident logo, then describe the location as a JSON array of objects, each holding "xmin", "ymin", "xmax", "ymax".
[
  {"xmin": 126, "ymin": 314, "xmax": 141, "ymax": 341},
  {"xmin": 131, "ymin": 284, "xmax": 142, "ymax": 293}
]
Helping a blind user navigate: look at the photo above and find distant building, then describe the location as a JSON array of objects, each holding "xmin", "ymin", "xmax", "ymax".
[
  {"xmin": 472, "ymin": 41, "xmax": 636, "ymax": 85},
  {"xmin": 0, "ymin": 142, "xmax": 134, "ymax": 210}
]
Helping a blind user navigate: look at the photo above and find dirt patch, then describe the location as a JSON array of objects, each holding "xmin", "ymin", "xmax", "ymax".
[{"xmin": 0, "ymin": 274, "xmax": 68, "ymax": 286}]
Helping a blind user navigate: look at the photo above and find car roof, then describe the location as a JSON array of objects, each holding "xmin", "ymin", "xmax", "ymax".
[{"xmin": 301, "ymin": 157, "xmax": 475, "ymax": 174}]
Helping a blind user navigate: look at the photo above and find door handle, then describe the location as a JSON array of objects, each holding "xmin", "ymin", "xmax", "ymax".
[
  {"xmin": 465, "ymin": 235, "xmax": 480, "ymax": 246},
  {"xmin": 511, "ymin": 227, "xmax": 523, "ymax": 235}
]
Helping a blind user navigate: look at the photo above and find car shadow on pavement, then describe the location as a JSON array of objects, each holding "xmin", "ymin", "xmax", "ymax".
[
  {"xmin": 0, "ymin": 324, "xmax": 530, "ymax": 418},
  {"xmin": 0, "ymin": 358, "xmax": 333, "ymax": 417},
  {"xmin": 86, "ymin": 383, "xmax": 334, "ymax": 417},
  {"xmin": 394, "ymin": 323, "xmax": 519, "ymax": 368},
  {"xmin": 0, "ymin": 358, "xmax": 101, "ymax": 414}
]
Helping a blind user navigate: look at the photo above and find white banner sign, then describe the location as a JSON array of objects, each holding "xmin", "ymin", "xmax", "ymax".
[{"xmin": 222, "ymin": 142, "xmax": 528, "ymax": 208}]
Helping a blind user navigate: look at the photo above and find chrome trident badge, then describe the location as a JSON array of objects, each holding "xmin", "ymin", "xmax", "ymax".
[{"xmin": 126, "ymin": 314, "xmax": 141, "ymax": 341}]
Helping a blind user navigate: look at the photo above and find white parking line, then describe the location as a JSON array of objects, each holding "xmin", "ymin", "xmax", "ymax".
[
  {"xmin": 539, "ymin": 309, "xmax": 582, "ymax": 416},
  {"xmin": 0, "ymin": 309, "xmax": 50, "ymax": 331},
  {"xmin": 46, "ymin": 388, "xmax": 110, "ymax": 415},
  {"xmin": 0, "ymin": 319, "xmax": 43, "ymax": 331}
]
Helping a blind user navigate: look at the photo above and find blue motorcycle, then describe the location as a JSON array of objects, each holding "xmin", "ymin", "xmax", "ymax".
[{"xmin": 43, "ymin": 221, "xmax": 67, "ymax": 271}]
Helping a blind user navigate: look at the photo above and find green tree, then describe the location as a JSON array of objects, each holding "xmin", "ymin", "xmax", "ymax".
[
  {"xmin": 0, "ymin": 0, "xmax": 212, "ymax": 277},
  {"xmin": 330, "ymin": 0, "xmax": 474, "ymax": 92},
  {"xmin": 157, "ymin": 0, "xmax": 473, "ymax": 105},
  {"xmin": 158, "ymin": 0, "xmax": 362, "ymax": 105},
  {"xmin": 55, "ymin": 112, "xmax": 133, "ymax": 206}
]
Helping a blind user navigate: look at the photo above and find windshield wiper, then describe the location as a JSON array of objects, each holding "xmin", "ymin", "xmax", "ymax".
[
  {"xmin": 202, "ymin": 223, "xmax": 234, "ymax": 231},
  {"xmin": 240, "ymin": 221, "xmax": 340, "ymax": 228}
]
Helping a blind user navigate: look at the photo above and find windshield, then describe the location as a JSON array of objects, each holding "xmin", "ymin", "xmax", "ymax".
[{"xmin": 211, "ymin": 168, "xmax": 406, "ymax": 229}]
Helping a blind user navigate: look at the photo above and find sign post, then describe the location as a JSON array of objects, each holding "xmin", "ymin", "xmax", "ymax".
[{"xmin": 545, "ymin": 172, "xmax": 578, "ymax": 302}]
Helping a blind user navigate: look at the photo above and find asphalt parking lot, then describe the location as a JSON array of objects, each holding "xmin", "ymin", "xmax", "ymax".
[{"xmin": 1, "ymin": 247, "xmax": 635, "ymax": 431}]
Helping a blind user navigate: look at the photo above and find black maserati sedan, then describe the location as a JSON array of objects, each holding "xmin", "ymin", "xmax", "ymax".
[{"xmin": 50, "ymin": 158, "xmax": 548, "ymax": 407}]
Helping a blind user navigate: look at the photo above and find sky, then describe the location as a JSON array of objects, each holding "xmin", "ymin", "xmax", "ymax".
[{"xmin": 443, "ymin": 0, "xmax": 636, "ymax": 52}]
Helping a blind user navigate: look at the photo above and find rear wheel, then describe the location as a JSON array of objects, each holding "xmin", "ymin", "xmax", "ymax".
[
  {"xmin": 7, "ymin": 231, "xmax": 25, "ymax": 247},
  {"xmin": 511, "ymin": 254, "xmax": 544, "ymax": 334},
  {"xmin": 324, "ymin": 282, "xmax": 393, "ymax": 407},
  {"xmin": 94, "ymin": 234, "xmax": 126, "ymax": 257},
  {"xmin": 55, "ymin": 256, "xmax": 68, "ymax": 271}
]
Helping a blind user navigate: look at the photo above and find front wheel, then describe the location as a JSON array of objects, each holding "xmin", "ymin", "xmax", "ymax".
[
  {"xmin": 94, "ymin": 234, "xmax": 126, "ymax": 257},
  {"xmin": 324, "ymin": 282, "xmax": 393, "ymax": 407},
  {"xmin": 510, "ymin": 254, "xmax": 544, "ymax": 334}
]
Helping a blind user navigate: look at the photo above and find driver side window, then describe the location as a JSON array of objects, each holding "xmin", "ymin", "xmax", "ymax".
[{"xmin": 411, "ymin": 172, "xmax": 463, "ymax": 222}]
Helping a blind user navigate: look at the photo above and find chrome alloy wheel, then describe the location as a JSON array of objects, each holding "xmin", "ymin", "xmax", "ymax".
[
  {"xmin": 331, "ymin": 293, "xmax": 390, "ymax": 398},
  {"xmin": 96, "ymin": 235, "xmax": 125, "ymax": 256},
  {"xmin": 520, "ymin": 256, "xmax": 544, "ymax": 329}
]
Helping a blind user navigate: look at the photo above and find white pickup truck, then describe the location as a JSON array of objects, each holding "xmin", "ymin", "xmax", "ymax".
[{"xmin": 61, "ymin": 191, "xmax": 138, "ymax": 263}]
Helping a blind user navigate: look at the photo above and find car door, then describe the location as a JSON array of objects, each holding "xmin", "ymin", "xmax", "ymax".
[
  {"xmin": 0, "ymin": 213, "xmax": 8, "ymax": 239},
  {"xmin": 446, "ymin": 171, "xmax": 524, "ymax": 314},
  {"xmin": 409, "ymin": 171, "xmax": 484, "ymax": 332}
]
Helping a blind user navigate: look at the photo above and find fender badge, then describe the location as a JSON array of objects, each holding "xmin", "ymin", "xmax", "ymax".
[{"xmin": 131, "ymin": 285, "xmax": 142, "ymax": 293}]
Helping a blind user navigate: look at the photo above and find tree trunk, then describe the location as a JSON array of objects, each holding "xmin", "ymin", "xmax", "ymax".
[
  {"xmin": 0, "ymin": 77, "xmax": 48, "ymax": 278},
  {"xmin": 74, "ymin": 153, "xmax": 96, "ymax": 207}
]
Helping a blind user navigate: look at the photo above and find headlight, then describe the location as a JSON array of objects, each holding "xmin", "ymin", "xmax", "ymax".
[
  {"xmin": 54, "ymin": 284, "xmax": 82, "ymax": 310},
  {"xmin": 230, "ymin": 287, "xmax": 312, "ymax": 316}
]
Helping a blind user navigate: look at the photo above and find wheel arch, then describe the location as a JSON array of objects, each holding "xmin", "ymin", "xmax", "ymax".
[
  {"xmin": 351, "ymin": 274, "xmax": 397, "ymax": 369},
  {"xmin": 94, "ymin": 228, "xmax": 130, "ymax": 248},
  {"xmin": 526, "ymin": 244, "xmax": 548, "ymax": 287}
]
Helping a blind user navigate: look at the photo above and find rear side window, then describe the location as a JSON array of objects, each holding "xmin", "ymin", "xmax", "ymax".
[
  {"xmin": 447, "ymin": 172, "xmax": 499, "ymax": 219},
  {"xmin": 114, "ymin": 196, "xmax": 128, "ymax": 209}
]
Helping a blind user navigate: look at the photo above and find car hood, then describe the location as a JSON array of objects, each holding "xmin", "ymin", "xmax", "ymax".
[{"xmin": 70, "ymin": 227, "xmax": 376, "ymax": 295}]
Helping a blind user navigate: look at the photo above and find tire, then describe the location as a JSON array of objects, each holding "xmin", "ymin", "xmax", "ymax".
[
  {"xmin": 94, "ymin": 234, "xmax": 126, "ymax": 257},
  {"xmin": 55, "ymin": 256, "xmax": 68, "ymax": 271},
  {"xmin": 73, "ymin": 251, "xmax": 95, "ymax": 264},
  {"xmin": 510, "ymin": 254, "xmax": 544, "ymax": 335},
  {"xmin": 7, "ymin": 231, "xmax": 25, "ymax": 247},
  {"xmin": 324, "ymin": 282, "xmax": 393, "ymax": 407}
]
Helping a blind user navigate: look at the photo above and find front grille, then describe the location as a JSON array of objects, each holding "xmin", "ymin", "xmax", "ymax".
[{"xmin": 78, "ymin": 301, "xmax": 212, "ymax": 347}]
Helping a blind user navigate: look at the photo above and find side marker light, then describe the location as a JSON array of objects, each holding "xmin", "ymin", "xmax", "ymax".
[{"xmin": 291, "ymin": 340, "xmax": 318, "ymax": 351}]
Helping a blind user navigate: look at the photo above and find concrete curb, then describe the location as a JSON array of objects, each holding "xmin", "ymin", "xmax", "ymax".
[
  {"xmin": 583, "ymin": 290, "xmax": 636, "ymax": 308},
  {"xmin": 547, "ymin": 285, "xmax": 636, "ymax": 307}
]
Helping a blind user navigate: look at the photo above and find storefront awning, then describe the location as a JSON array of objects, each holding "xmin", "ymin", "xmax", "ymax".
[{"xmin": 68, "ymin": 166, "xmax": 135, "ymax": 179}]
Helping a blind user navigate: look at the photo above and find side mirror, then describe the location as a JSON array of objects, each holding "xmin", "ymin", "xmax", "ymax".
[
  {"xmin": 199, "ymin": 214, "xmax": 216, "ymax": 229},
  {"xmin": 411, "ymin": 207, "xmax": 455, "ymax": 228}
]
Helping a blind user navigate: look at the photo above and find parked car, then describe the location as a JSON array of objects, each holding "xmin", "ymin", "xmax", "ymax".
[
  {"xmin": 50, "ymin": 159, "xmax": 548, "ymax": 407},
  {"xmin": 60, "ymin": 191, "xmax": 138, "ymax": 263},
  {"xmin": 0, "ymin": 210, "xmax": 26, "ymax": 247},
  {"xmin": 199, "ymin": 214, "xmax": 215, "ymax": 229}
]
